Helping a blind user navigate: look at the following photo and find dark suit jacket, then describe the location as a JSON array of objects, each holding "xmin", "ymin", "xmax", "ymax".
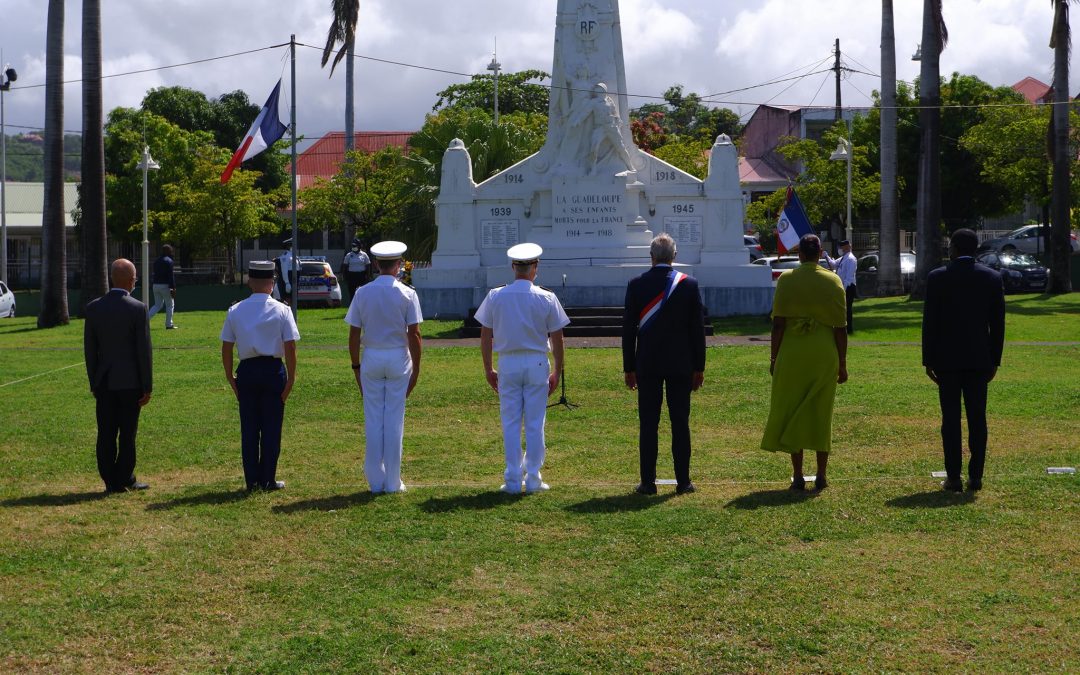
[
  {"xmin": 622, "ymin": 265, "xmax": 707, "ymax": 375},
  {"xmin": 922, "ymin": 258, "xmax": 1005, "ymax": 372},
  {"xmin": 84, "ymin": 289, "xmax": 153, "ymax": 393}
]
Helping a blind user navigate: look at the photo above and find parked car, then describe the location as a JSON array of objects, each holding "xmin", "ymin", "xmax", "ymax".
[
  {"xmin": 977, "ymin": 225, "xmax": 1079, "ymax": 255},
  {"xmin": 855, "ymin": 252, "xmax": 917, "ymax": 297},
  {"xmin": 744, "ymin": 234, "xmax": 765, "ymax": 261},
  {"xmin": 0, "ymin": 281, "xmax": 14, "ymax": 318},
  {"xmin": 751, "ymin": 255, "xmax": 829, "ymax": 283},
  {"xmin": 975, "ymin": 251, "xmax": 1048, "ymax": 293},
  {"xmin": 291, "ymin": 257, "xmax": 342, "ymax": 307}
]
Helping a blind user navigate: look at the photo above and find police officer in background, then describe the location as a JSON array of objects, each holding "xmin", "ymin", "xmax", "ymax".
[
  {"xmin": 475, "ymin": 243, "xmax": 570, "ymax": 493},
  {"xmin": 345, "ymin": 241, "xmax": 423, "ymax": 494},
  {"xmin": 339, "ymin": 237, "xmax": 370, "ymax": 305},
  {"xmin": 221, "ymin": 260, "xmax": 300, "ymax": 491},
  {"xmin": 275, "ymin": 238, "xmax": 295, "ymax": 303},
  {"xmin": 823, "ymin": 239, "xmax": 857, "ymax": 334}
]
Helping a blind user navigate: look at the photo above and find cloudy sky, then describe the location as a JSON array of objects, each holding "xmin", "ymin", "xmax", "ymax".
[{"xmin": 0, "ymin": 0, "xmax": 1066, "ymax": 145}]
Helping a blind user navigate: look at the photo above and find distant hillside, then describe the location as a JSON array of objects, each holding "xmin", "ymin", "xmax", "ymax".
[{"xmin": 2, "ymin": 133, "xmax": 82, "ymax": 182}]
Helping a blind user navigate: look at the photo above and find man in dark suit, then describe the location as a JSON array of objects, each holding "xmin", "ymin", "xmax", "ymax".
[
  {"xmin": 622, "ymin": 233, "xmax": 706, "ymax": 495},
  {"xmin": 84, "ymin": 259, "xmax": 153, "ymax": 493},
  {"xmin": 922, "ymin": 228, "xmax": 1005, "ymax": 492}
]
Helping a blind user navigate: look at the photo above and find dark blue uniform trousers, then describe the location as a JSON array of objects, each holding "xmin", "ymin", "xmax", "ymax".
[{"xmin": 236, "ymin": 357, "xmax": 286, "ymax": 488}]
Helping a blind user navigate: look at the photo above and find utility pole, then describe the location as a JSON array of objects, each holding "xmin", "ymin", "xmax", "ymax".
[{"xmin": 834, "ymin": 38, "xmax": 842, "ymax": 123}]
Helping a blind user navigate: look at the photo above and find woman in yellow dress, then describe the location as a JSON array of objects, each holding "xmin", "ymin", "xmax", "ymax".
[{"xmin": 760, "ymin": 234, "xmax": 849, "ymax": 490}]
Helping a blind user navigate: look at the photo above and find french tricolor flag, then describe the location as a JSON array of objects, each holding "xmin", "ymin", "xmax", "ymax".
[{"xmin": 220, "ymin": 79, "xmax": 288, "ymax": 184}]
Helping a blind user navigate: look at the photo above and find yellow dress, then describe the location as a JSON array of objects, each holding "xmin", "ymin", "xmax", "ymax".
[{"xmin": 760, "ymin": 262, "xmax": 847, "ymax": 453}]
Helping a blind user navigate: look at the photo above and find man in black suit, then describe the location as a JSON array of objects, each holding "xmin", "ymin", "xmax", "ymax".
[
  {"xmin": 922, "ymin": 228, "xmax": 1005, "ymax": 492},
  {"xmin": 622, "ymin": 234, "xmax": 706, "ymax": 495},
  {"xmin": 84, "ymin": 259, "xmax": 153, "ymax": 493}
]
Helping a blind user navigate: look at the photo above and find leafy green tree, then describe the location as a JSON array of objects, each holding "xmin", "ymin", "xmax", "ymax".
[
  {"xmin": 433, "ymin": 69, "xmax": 551, "ymax": 116},
  {"xmin": 103, "ymin": 108, "xmax": 211, "ymax": 243},
  {"xmin": 632, "ymin": 85, "xmax": 742, "ymax": 146},
  {"xmin": 160, "ymin": 151, "xmax": 284, "ymax": 280},
  {"xmin": 653, "ymin": 140, "xmax": 709, "ymax": 179},
  {"xmin": 141, "ymin": 86, "xmax": 287, "ymax": 191},
  {"xmin": 744, "ymin": 125, "xmax": 879, "ymax": 251},
  {"xmin": 298, "ymin": 147, "xmax": 410, "ymax": 242}
]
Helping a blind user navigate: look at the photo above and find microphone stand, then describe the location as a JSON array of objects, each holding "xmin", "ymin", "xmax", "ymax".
[{"xmin": 548, "ymin": 367, "xmax": 577, "ymax": 410}]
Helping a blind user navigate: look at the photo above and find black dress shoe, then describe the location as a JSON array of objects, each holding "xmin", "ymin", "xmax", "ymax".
[
  {"xmin": 789, "ymin": 478, "xmax": 806, "ymax": 491},
  {"xmin": 127, "ymin": 481, "xmax": 149, "ymax": 491},
  {"xmin": 104, "ymin": 485, "xmax": 127, "ymax": 494},
  {"xmin": 813, "ymin": 477, "xmax": 828, "ymax": 492},
  {"xmin": 940, "ymin": 479, "xmax": 963, "ymax": 493},
  {"xmin": 675, "ymin": 482, "xmax": 696, "ymax": 495},
  {"xmin": 633, "ymin": 482, "xmax": 657, "ymax": 495},
  {"xmin": 262, "ymin": 481, "xmax": 286, "ymax": 490},
  {"xmin": 967, "ymin": 479, "xmax": 983, "ymax": 492}
]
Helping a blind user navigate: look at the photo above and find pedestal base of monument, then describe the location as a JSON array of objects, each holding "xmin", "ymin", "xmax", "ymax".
[
  {"xmin": 460, "ymin": 306, "xmax": 717, "ymax": 338},
  {"xmin": 412, "ymin": 262, "xmax": 773, "ymax": 319}
]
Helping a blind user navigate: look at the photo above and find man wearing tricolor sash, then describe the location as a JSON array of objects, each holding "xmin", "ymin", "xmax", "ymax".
[{"xmin": 621, "ymin": 234, "xmax": 706, "ymax": 496}]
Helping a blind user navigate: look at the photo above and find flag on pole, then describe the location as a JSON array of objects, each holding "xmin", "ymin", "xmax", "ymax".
[
  {"xmin": 220, "ymin": 79, "xmax": 288, "ymax": 184},
  {"xmin": 775, "ymin": 186, "xmax": 814, "ymax": 254}
]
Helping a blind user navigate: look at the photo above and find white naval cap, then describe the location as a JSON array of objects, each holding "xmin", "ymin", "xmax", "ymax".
[
  {"xmin": 370, "ymin": 240, "xmax": 407, "ymax": 260},
  {"xmin": 507, "ymin": 242, "xmax": 543, "ymax": 264},
  {"xmin": 248, "ymin": 260, "xmax": 276, "ymax": 279}
]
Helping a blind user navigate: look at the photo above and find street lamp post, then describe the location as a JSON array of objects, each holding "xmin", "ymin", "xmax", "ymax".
[
  {"xmin": 136, "ymin": 145, "xmax": 159, "ymax": 306},
  {"xmin": 830, "ymin": 137, "xmax": 853, "ymax": 244},
  {"xmin": 486, "ymin": 40, "xmax": 501, "ymax": 125},
  {"xmin": 1, "ymin": 62, "xmax": 17, "ymax": 286}
]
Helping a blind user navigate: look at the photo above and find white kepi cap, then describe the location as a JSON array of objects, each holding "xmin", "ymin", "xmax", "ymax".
[
  {"xmin": 248, "ymin": 260, "xmax": 276, "ymax": 279},
  {"xmin": 370, "ymin": 240, "xmax": 407, "ymax": 260},
  {"xmin": 507, "ymin": 242, "xmax": 543, "ymax": 264}
]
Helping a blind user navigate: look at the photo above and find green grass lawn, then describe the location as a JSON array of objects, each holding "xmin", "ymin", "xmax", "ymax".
[{"xmin": 0, "ymin": 297, "xmax": 1077, "ymax": 672}]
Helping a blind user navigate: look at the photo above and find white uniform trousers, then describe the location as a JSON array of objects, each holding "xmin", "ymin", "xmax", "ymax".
[
  {"xmin": 497, "ymin": 351, "xmax": 550, "ymax": 488},
  {"xmin": 361, "ymin": 347, "xmax": 412, "ymax": 493},
  {"xmin": 148, "ymin": 284, "xmax": 174, "ymax": 327}
]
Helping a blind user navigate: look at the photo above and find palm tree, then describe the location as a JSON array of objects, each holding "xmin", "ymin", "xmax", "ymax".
[
  {"xmin": 878, "ymin": 0, "xmax": 903, "ymax": 295},
  {"xmin": 80, "ymin": 0, "xmax": 108, "ymax": 313},
  {"xmin": 322, "ymin": 0, "xmax": 360, "ymax": 240},
  {"xmin": 910, "ymin": 0, "xmax": 947, "ymax": 300},
  {"xmin": 1048, "ymin": 0, "xmax": 1074, "ymax": 292},
  {"xmin": 38, "ymin": 0, "xmax": 68, "ymax": 328}
]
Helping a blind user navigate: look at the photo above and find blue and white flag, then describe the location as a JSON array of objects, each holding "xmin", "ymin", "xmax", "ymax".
[{"xmin": 775, "ymin": 187, "xmax": 814, "ymax": 254}]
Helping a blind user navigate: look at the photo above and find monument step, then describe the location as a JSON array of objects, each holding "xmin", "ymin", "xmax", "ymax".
[{"xmin": 459, "ymin": 304, "xmax": 714, "ymax": 338}]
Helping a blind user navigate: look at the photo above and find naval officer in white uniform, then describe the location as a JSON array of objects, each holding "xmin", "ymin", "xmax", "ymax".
[
  {"xmin": 345, "ymin": 241, "xmax": 423, "ymax": 493},
  {"xmin": 475, "ymin": 243, "xmax": 570, "ymax": 493}
]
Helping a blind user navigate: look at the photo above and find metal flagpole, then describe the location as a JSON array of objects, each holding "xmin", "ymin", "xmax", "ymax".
[{"xmin": 289, "ymin": 35, "xmax": 299, "ymax": 319}]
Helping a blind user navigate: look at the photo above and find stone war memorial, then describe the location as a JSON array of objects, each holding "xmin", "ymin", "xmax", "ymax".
[{"xmin": 412, "ymin": 0, "xmax": 773, "ymax": 317}]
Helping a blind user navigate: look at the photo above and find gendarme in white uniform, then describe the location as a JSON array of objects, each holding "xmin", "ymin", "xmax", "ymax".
[
  {"xmin": 475, "ymin": 243, "xmax": 570, "ymax": 492},
  {"xmin": 344, "ymin": 243, "xmax": 422, "ymax": 493},
  {"xmin": 824, "ymin": 249, "xmax": 857, "ymax": 288},
  {"xmin": 343, "ymin": 249, "xmax": 370, "ymax": 273}
]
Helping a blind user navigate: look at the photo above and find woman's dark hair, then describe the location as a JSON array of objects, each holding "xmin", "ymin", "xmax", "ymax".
[{"xmin": 798, "ymin": 234, "xmax": 821, "ymax": 261}]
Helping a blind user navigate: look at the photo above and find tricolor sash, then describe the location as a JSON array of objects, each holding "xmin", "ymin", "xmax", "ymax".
[{"xmin": 638, "ymin": 269, "xmax": 687, "ymax": 333}]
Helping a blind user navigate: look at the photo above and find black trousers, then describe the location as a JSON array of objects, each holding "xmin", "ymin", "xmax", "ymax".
[
  {"xmin": 937, "ymin": 369, "xmax": 990, "ymax": 483},
  {"xmin": 236, "ymin": 357, "xmax": 287, "ymax": 488},
  {"xmin": 95, "ymin": 388, "xmax": 142, "ymax": 490},
  {"xmin": 636, "ymin": 371, "xmax": 692, "ymax": 487},
  {"xmin": 344, "ymin": 271, "xmax": 367, "ymax": 304},
  {"xmin": 845, "ymin": 284, "xmax": 856, "ymax": 333}
]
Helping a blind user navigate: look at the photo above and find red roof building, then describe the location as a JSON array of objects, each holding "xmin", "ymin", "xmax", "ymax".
[
  {"xmin": 1011, "ymin": 76, "xmax": 1052, "ymax": 105},
  {"xmin": 294, "ymin": 131, "xmax": 413, "ymax": 189}
]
